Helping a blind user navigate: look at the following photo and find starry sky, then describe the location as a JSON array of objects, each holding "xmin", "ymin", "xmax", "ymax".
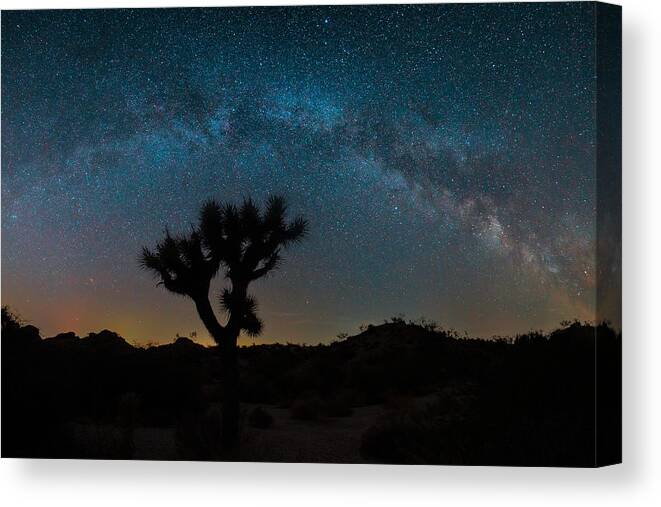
[{"xmin": 2, "ymin": 3, "xmax": 602, "ymax": 345}]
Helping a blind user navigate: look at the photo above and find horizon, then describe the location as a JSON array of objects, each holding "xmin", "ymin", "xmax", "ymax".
[
  {"xmin": 2, "ymin": 307, "xmax": 616, "ymax": 349},
  {"xmin": 1, "ymin": 4, "xmax": 615, "ymax": 345}
]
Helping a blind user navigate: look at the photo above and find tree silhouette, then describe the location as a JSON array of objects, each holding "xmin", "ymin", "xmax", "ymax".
[{"xmin": 140, "ymin": 195, "xmax": 307, "ymax": 453}]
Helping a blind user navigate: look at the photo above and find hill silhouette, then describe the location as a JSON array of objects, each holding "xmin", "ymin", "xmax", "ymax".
[{"xmin": 1, "ymin": 311, "xmax": 620, "ymax": 466}]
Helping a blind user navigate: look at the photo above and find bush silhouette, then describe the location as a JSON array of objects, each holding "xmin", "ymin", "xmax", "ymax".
[
  {"xmin": 140, "ymin": 196, "xmax": 307, "ymax": 453},
  {"xmin": 2, "ymin": 305, "xmax": 22, "ymax": 333}
]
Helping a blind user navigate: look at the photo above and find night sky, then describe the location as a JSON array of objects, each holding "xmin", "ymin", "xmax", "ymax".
[{"xmin": 2, "ymin": 4, "xmax": 600, "ymax": 345}]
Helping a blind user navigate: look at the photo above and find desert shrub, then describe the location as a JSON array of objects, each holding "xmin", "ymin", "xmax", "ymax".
[
  {"xmin": 248, "ymin": 406, "xmax": 274, "ymax": 429},
  {"xmin": 361, "ymin": 387, "xmax": 475, "ymax": 465},
  {"xmin": 1, "ymin": 305, "xmax": 22, "ymax": 332},
  {"xmin": 290, "ymin": 397, "xmax": 320, "ymax": 421},
  {"xmin": 360, "ymin": 400, "xmax": 482, "ymax": 465},
  {"xmin": 360, "ymin": 414, "xmax": 427, "ymax": 464}
]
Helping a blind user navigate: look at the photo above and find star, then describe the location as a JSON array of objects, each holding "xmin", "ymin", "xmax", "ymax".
[{"xmin": 1, "ymin": 3, "xmax": 608, "ymax": 344}]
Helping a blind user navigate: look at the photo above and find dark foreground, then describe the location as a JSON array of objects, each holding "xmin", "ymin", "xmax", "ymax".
[{"xmin": 2, "ymin": 315, "xmax": 621, "ymax": 466}]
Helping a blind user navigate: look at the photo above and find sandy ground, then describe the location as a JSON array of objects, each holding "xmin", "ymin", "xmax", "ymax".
[
  {"xmin": 70, "ymin": 394, "xmax": 440, "ymax": 462},
  {"xmin": 239, "ymin": 404, "xmax": 384, "ymax": 463},
  {"xmin": 127, "ymin": 403, "xmax": 386, "ymax": 462}
]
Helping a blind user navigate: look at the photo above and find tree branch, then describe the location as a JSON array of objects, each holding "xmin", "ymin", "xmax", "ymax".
[{"xmin": 193, "ymin": 296, "xmax": 226, "ymax": 344}]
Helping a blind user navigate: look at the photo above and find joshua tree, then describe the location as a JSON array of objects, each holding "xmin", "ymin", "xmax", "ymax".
[{"xmin": 140, "ymin": 196, "xmax": 307, "ymax": 453}]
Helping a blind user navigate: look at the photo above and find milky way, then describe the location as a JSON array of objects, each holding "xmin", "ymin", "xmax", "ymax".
[{"xmin": 2, "ymin": 4, "xmax": 600, "ymax": 344}]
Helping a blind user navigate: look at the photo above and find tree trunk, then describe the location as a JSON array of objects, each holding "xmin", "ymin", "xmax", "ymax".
[
  {"xmin": 194, "ymin": 296, "xmax": 241, "ymax": 457},
  {"xmin": 220, "ymin": 336, "xmax": 240, "ymax": 458}
]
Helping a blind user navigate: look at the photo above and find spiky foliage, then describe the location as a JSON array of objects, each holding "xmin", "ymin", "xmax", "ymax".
[
  {"xmin": 199, "ymin": 196, "xmax": 307, "ymax": 283},
  {"xmin": 140, "ymin": 195, "xmax": 307, "ymax": 341},
  {"xmin": 139, "ymin": 230, "xmax": 217, "ymax": 298},
  {"xmin": 220, "ymin": 289, "xmax": 263, "ymax": 337}
]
